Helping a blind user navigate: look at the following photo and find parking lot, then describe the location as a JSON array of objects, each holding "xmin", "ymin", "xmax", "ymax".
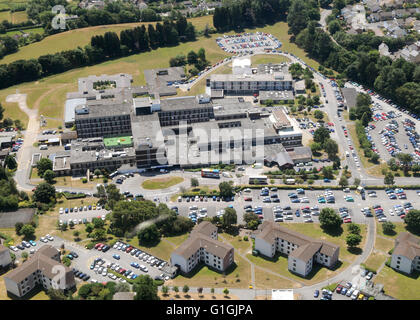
[
  {"xmin": 216, "ymin": 32, "xmax": 281, "ymax": 54},
  {"xmin": 58, "ymin": 205, "xmax": 110, "ymax": 227},
  {"xmin": 367, "ymin": 109, "xmax": 418, "ymax": 163},
  {"xmin": 168, "ymin": 188, "xmax": 419, "ymax": 225}
]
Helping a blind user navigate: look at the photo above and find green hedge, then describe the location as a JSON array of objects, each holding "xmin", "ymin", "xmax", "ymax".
[
  {"xmin": 62, "ymin": 192, "xmax": 86, "ymax": 200},
  {"xmin": 322, "ymin": 283, "xmax": 338, "ymax": 291},
  {"xmin": 385, "ymin": 257, "xmax": 392, "ymax": 268},
  {"xmin": 388, "ymin": 248, "xmax": 394, "ymax": 255}
]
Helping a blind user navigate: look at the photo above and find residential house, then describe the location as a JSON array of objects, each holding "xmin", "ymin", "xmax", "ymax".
[{"xmin": 390, "ymin": 232, "xmax": 420, "ymax": 274}]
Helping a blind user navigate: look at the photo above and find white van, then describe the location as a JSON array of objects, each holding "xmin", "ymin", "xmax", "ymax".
[
  {"xmin": 39, "ymin": 144, "xmax": 48, "ymax": 150},
  {"xmin": 351, "ymin": 289, "xmax": 360, "ymax": 300},
  {"xmin": 346, "ymin": 151, "xmax": 349, "ymax": 157}
]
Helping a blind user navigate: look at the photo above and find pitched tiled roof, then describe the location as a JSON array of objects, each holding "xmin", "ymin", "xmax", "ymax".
[
  {"xmin": 393, "ymin": 232, "xmax": 420, "ymax": 260},
  {"xmin": 255, "ymin": 221, "xmax": 339, "ymax": 260}
]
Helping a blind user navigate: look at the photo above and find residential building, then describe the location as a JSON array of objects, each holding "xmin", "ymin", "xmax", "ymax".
[
  {"xmin": 0, "ymin": 244, "xmax": 12, "ymax": 268},
  {"xmin": 252, "ymin": 221, "xmax": 340, "ymax": 277},
  {"xmin": 170, "ymin": 222, "xmax": 234, "ymax": 274},
  {"xmin": 3, "ymin": 245, "xmax": 75, "ymax": 297},
  {"xmin": 390, "ymin": 232, "xmax": 420, "ymax": 274}
]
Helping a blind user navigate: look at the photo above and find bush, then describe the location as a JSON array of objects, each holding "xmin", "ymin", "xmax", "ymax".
[
  {"xmin": 82, "ymin": 178, "xmax": 87, "ymax": 184},
  {"xmin": 388, "ymin": 248, "xmax": 394, "ymax": 255},
  {"xmin": 85, "ymin": 242, "xmax": 95, "ymax": 250},
  {"xmin": 322, "ymin": 283, "xmax": 338, "ymax": 291},
  {"xmin": 385, "ymin": 257, "xmax": 391, "ymax": 268}
]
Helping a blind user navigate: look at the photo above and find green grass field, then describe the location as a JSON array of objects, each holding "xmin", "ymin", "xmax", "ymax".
[
  {"xmin": 141, "ymin": 177, "xmax": 184, "ymax": 190},
  {"xmin": 375, "ymin": 266, "xmax": 420, "ymax": 300},
  {"xmin": 251, "ymin": 54, "xmax": 290, "ymax": 65},
  {"xmin": 0, "ymin": 15, "xmax": 214, "ymax": 65},
  {"xmin": 6, "ymin": 27, "xmax": 44, "ymax": 37},
  {"xmin": 103, "ymin": 136, "xmax": 133, "ymax": 148}
]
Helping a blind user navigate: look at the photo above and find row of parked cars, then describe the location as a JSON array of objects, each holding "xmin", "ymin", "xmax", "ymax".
[
  {"xmin": 9, "ymin": 234, "xmax": 54, "ymax": 252},
  {"xmin": 317, "ymin": 190, "xmax": 336, "ymax": 204},
  {"xmin": 403, "ymin": 118, "xmax": 420, "ymax": 164},
  {"xmin": 386, "ymin": 188, "xmax": 407, "ymax": 200},
  {"xmin": 59, "ymin": 204, "xmax": 102, "ymax": 214}
]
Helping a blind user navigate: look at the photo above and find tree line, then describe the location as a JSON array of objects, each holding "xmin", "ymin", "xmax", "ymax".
[
  {"xmin": 288, "ymin": 0, "xmax": 420, "ymax": 115},
  {"xmin": 0, "ymin": 18, "xmax": 196, "ymax": 90},
  {"xmin": 26, "ymin": 0, "xmax": 161, "ymax": 35},
  {"xmin": 213, "ymin": 0, "xmax": 290, "ymax": 31}
]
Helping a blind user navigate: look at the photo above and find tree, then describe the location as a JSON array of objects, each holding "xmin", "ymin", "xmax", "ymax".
[
  {"xmin": 219, "ymin": 181, "xmax": 234, "ymax": 198},
  {"xmin": 37, "ymin": 158, "xmax": 53, "ymax": 177},
  {"xmin": 313, "ymin": 127, "xmax": 330, "ymax": 144},
  {"xmin": 47, "ymin": 288, "xmax": 68, "ymax": 300},
  {"xmin": 243, "ymin": 212, "xmax": 259, "ymax": 230},
  {"xmin": 347, "ymin": 223, "xmax": 361, "ymax": 235},
  {"xmin": 94, "ymin": 169, "xmax": 102, "ymax": 178},
  {"xmin": 384, "ymin": 171, "xmax": 395, "ymax": 186},
  {"xmin": 210, "ymin": 288, "xmax": 215, "ymax": 296},
  {"xmin": 21, "ymin": 251, "xmax": 29, "ymax": 261},
  {"xmin": 314, "ymin": 110, "xmax": 324, "ymax": 120},
  {"xmin": 310, "ymin": 142, "xmax": 322, "ymax": 154},
  {"xmin": 43, "ymin": 169, "xmax": 55, "ymax": 184},
  {"xmin": 33, "ymin": 182, "xmax": 56, "ymax": 204},
  {"xmin": 161, "ymin": 285, "xmax": 169, "ymax": 296},
  {"xmin": 371, "ymin": 153, "xmax": 380, "ymax": 164},
  {"xmin": 396, "ymin": 153, "xmax": 413, "ymax": 172},
  {"xmin": 191, "ymin": 177, "xmax": 199, "ymax": 187},
  {"xmin": 322, "ymin": 166, "xmax": 334, "ymax": 179},
  {"xmin": 197, "ymin": 48, "xmax": 206, "ymax": 62},
  {"xmin": 222, "ymin": 208, "xmax": 237, "ymax": 229},
  {"xmin": 182, "ymin": 285, "xmax": 189, "ymax": 295},
  {"xmin": 20, "ymin": 224, "xmax": 35, "ymax": 240},
  {"xmin": 173, "ymin": 286, "xmax": 179, "ymax": 294},
  {"xmin": 404, "ymin": 210, "xmax": 420, "ymax": 234},
  {"xmin": 319, "ymin": 208, "xmax": 342, "ymax": 231},
  {"xmin": 137, "ymin": 224, "xmax": 160, "ymax": 245},
  {"xmin": 133, "ymin": 275, "xmax": 159, "ymax": 300},
  {"xmin": 4, "ymin": 155, "xmax": 17, "ymax": 170},
  {"xmin": 187, "ymin": 51, "xmax": 198, "ymax": 65},
  {"xmin": 323, "ymin": 139, "xmax": 339, "ymax": 159},
  {"xmin": 339, "ymin": 175, "xmax": 348, "ymax": 188},
  {"xmin": 197, "ymin": 287, "xmax": 203, "ymax": 295},
  {"xmin": 328, "ymin": 20, "xmax": 341, "ymax": 35},
  {"xmin": 91, "ymin": 228, "xmax": 106, "ymax": 241},
  {"xmin": 353, "ymin": 178, "xmax": 361, "ymax": 187},
  {"xmin": 346, "ymin": 233, "xmax": 362, "ymax": 247},
  {"xmin": 15, "ymin": 222, "xmax": 24, "ymax": 235},
  {"xmin": 382, "ymin": 222, "xmax": 396, "ymax": 235},
  {"xmin": 223, "ymin": 288, "xmax": 229, "ymax": 296}
]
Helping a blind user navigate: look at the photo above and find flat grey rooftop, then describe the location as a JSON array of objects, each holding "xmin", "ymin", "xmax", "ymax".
[{"xmin": 159, "ymin": 96, "xmax": 212, "ymax": 112}]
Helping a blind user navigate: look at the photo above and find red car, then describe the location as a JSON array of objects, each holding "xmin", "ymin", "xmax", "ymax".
[
  {"xmin": 126, "ymin": 246, "xmax": 133, "ymax": 253},
  {"xmin": 343, "ymin": 218, "xmax": 352, "ymax": 223},
  {"xmin": 95, "ymin": 243, "xmax": 103, "ymax": 249},
  {"xmin": 336, "ymin": 285, "xmax": 343, "ymax": 293},
  {"xmin": 244, "ymin": 197, "xmax": 252, "ymax": 201}
]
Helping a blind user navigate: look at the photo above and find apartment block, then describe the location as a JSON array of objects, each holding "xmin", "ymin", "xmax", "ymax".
[
  {"xmin": 390, "ymin": 232, "xmax": 420, "ymax": 274},
  {"xmin": 4, "ymin": 245, "xmax": 75, "ymax": 297},
  {"xmin": 170, "ymin": 222, "xmax": 234, "ymax": 274},
  {"xmin": 0, "ymin": 244, "xmax": 12, "ymax": 268},
  {"xmin": 252, "ymin": 221, "xmax": 339, "ymax": 277}
]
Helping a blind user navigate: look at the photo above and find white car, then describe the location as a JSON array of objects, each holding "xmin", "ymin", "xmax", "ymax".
[
  {"xmin": 101, "ymin": 215, "xmax": 106, "ymax": 221},
  {"xmin": 9, "ymin": 246, "xmax": 18, "ymax": 252},
  {"xmin": 304, "ymin": 218, "xmax": 313, "ymax": 223},
  {"xmin": 59, "ymin": 208, "xmax": 64, "ymax": 214},
  {"xmin": 378, "ymin": 217, "xmax": 388, "ymax": 222},
  {"xmin": 389, "ymin": 209, "xmax": 394, "ymax": 216}
]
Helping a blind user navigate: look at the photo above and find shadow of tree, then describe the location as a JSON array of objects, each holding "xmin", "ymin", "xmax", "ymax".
[
  {"xmin": 347, "ymin": 247, "xmax": 363, "ymax": 255},
  {"xmin": 321, "ymin": 226, "xmax": 344, "ymax": 237}
]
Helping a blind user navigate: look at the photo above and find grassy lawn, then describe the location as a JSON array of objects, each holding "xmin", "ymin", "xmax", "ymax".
[
  {"xmin": 375, "ymin": 236, "xmax": 394, "ymax": 253},
  {"xmin": 163, "ymin": 233, "xmax": 189, "ymax": 246},
  {"xmin": 142, "ymin": 177, "xmax": 184, "ymax": 190},
  {"xmin": 251, "ymin": 54, "xmax": 290, "ymax": 65},
  {"xmin": 0, "ymin": 16, "xmax": 214, "ymax": 65},
  {"xmin": 125, "ymin": 237, "xmax": 177, "ymax": 261},
  {"xmin": 167, "ymin": 253, "xmax": 251, "ymax": 289},
  {"xmin": 247, "ymin": 251, "xmax": 350, "ymax": 286},
  {"xmin": 30, "ymin": 174, "xmax": 101, "ymax": 189},
  {"xmin": 11, "ymin": 11, "xmax": 28, "ymax": 24},
  {"xmin": 279, "ymin": 223, "xmax": 367, "ymax": 262},
  {"xmin": 376, "ymin": 222, "xmax": 409, "ymax": 240},
  {"xmin": 220, "ymin": 233, "xmax": 252, "ymax": 255},
  {"xmin": 6, "ymin": 27, "xmax": 44, "ymax": 37},
  {"xmin": 254, "ymin": 270, "xmax": 301, "ymax": 289},
  {"xmin": 375, "ymin": 266, "xmax": 420, "ymax": 300},
  {"xmin": 362, "ymin": 250, "xmax": 388, "ymax": 273},
  {"xmin": 0, "ymin": 88, "xmax": 29, "ymax": 128}
]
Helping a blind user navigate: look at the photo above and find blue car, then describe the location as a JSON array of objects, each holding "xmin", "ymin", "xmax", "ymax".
[
  {"xmin": 295, "ymin": 210, "xmax": 300, "ymax": 217},
  {"xmin": 291, "ymin": 199, "xmax": 300, "ymax": 203},
  {"xmin": 113, "ymin": 254, "xmax": 120, "ymax": 260},
  {"xmin": 65, "ymin": 208, "xmax": 69, "ymax": 213},
  {"xmin": 314, "ymin": 290, "xmax": 319, "ymax": 298},
  {"xmin": 324, "ymin": 178, "xmax": 331, "ymax": 183},
  {"xmin": 29, "ymin": 240, "xmax": 36, "ymax": 246}
]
